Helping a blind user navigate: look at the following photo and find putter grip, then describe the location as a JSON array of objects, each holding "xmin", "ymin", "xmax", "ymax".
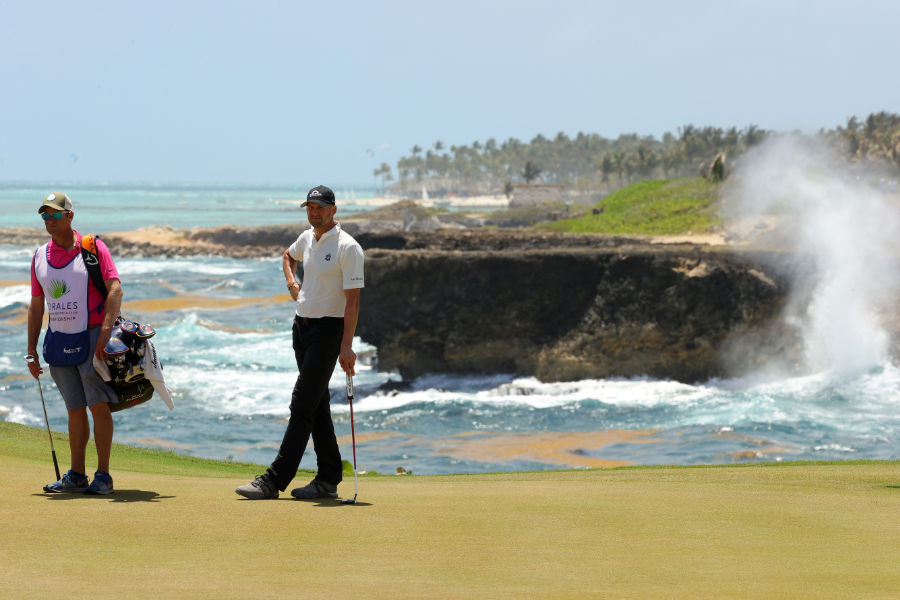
[{"xmin": 346, "ymin": 374, "xmax": 354, "ymax": 398}]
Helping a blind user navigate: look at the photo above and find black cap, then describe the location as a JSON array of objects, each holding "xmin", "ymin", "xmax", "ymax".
[{"xmin": 301, "ymin": 185, "xmax": 336, "ymax": 207}]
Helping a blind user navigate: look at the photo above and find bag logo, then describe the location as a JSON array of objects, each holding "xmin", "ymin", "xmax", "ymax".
[
  {"xmin": 49, "ymin": 279, "xmax": 70, "ymax": 299},
  {"xmin": 84, "ymin": 253, "xmax": 99, "ymax": 266}
]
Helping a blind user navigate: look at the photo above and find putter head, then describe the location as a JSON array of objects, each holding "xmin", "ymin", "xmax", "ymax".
[{"xmin": 340, "ymin": 496, "xmax": 357, "ymax": 505}]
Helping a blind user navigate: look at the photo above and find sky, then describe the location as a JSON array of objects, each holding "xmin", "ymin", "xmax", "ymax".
[{"xmin": 2, "ymin": 0, "xmax": 898, "ymax": 187}]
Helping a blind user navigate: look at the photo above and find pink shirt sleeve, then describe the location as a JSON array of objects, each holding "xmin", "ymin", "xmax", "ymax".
[{"xmin": 30, "ymin": 251, "xmax": 42, "ymax": 297}]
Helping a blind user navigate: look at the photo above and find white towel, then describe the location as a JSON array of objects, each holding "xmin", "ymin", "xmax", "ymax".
[{"xmin": 143, "ymin": 339, "xmax": 175, "ymax": 410}]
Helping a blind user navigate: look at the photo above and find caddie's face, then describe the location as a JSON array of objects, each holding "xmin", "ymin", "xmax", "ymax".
[
  {"xmin": 306, "ymin": 202, "xmax": 336, "ymax": 227},
  {"xmin": 41, "ymin": 208, "xmax": 73, "ymax": 234}
]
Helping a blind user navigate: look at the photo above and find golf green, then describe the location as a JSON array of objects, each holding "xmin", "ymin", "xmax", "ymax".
[{"xmin": 2, "ymin": 422, "xmax": 899, "ymax": 598}]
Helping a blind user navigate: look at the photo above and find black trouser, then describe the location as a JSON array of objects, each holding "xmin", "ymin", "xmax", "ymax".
[{"xmin": 266, "ymin": 315, "xmax": 344, "ymax": 491}]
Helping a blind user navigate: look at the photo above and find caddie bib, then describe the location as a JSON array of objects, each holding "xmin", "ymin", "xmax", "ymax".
[{"xmin": 33, "ymin": 243, "xmax": 91, "ymax": 366}]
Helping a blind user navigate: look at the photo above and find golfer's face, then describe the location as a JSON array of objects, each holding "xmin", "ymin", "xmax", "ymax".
[{"xmin": 306, "ymin": 202, "xmax": 335, "ymax": 227}]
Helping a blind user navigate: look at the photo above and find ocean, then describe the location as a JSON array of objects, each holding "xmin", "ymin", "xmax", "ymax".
[{"xmin": 1, "ymin": 183, "xmax": 898, "ymax": 475}]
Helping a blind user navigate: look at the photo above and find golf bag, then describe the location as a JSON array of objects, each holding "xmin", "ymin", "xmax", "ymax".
[
  {"xmin": 103, "ymin": 317, "xmax": 158, "ymax": 412},
  {"xmin": 81, "ymin": 234, "xmax": 164, "ymax": 412}
]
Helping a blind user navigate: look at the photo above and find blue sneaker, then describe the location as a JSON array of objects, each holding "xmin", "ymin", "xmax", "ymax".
[
  {"xmin": 44, "ymin": 469, "xmax": 89, "ymax": 493},
  {"xmin": 85, "ymin": 470, "xmax": 115, "ymax": 495}
]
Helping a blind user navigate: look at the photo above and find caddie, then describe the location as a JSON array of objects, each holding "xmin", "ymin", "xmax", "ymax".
[{"xmin": 27, "ymin": 193, "xmax": 123, "ymax": 495}]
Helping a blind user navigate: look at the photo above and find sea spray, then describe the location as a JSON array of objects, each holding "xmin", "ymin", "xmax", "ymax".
[{"xmin": 725, "ymin": 134, "xmax": 900, "ymax": 375}]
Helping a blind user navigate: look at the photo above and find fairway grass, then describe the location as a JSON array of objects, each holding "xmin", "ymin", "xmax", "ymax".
[{"xmin": 2, "ymin": 421, "xmax": 899, "ymax": 599}]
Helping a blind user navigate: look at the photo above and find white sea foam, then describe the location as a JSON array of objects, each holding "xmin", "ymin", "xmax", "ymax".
[
  {"xmin": 0, "ymin": 285, "xmax": 30, "ymax": 310},
  {"xmin": 0, "ymin": 246, "xmax": 36, "ymax": 277},
  {"xmin": 167, "ymin": 359, "xmax": 384, "ymax": 416},
  {"xmin": 2, "ymin": 405, "xmax": 41, "ymax": 426},
  {"xmin": 117, "ymin": 256, "xmax": 279, "ymax": 277},
  {"xmin": 164, "ymin": 364, "xmax": 297, "ymax": 415},
  {"xmin": 163, "ymin": 314, "xmax": 295, "ymax": 370},
  {"xmin": 340, "ymin": 365, "xmax": 900, "ymax": 434},
  {"xmin": 156, "ymin": 312, "xmax": 386, "ymax": 415},
  {"xmin": 196, "ymin": 278, "xmax": 249, "ymax": 294},
  {"xmin": 351, "ymin": 375, "xmax": 693, "ymax": 415}
]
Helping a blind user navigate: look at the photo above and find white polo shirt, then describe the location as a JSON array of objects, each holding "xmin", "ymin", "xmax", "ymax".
[{"xmin": 288, "ymin": 222, "xmax": 365, "ymax": 318}]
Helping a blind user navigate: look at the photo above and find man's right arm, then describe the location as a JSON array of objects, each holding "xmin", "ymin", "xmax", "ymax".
[
  {"xmin": 283, "ymin": 248, "xmax": 300, "ymax": 301},
  {"xmin": 26, "ymin": 296, "xmax": 44, "ymax": 378}
]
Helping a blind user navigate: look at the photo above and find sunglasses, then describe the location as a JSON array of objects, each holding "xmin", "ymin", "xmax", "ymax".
[{"xmin": 41, "ymin": 211, "xmax": 70, "ymax": 221}]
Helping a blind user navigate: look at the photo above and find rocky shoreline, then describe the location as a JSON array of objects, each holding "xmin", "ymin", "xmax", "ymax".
[
  {"xmin": 0, "ymin": 221, "xmax": 728, "ymax": 259},
  {"xmin": 4, "ymin": 223, "xmax": 894, "ymax": 383}
]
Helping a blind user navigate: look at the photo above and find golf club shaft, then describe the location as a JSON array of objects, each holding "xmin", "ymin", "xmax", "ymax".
[
  {"xmin": 346, "ymin": 374, "xmax": 358, "ymax": 499},
  {"xmin": 36, "ymin": 377, "xmax": 61, "ymax": 481}
]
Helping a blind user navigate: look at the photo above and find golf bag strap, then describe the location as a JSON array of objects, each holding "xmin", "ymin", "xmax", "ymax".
[{"xmin": 80, "ymin": 234, "xmax": 108, "ymax": 299}]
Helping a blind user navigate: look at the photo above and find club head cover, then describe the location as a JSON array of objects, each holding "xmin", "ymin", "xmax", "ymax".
[
  {"xmin": 120, "ymin": 319, "xmax": 138, "ymax": 335},
  {"xmin": 104, "ymin": 337, "xmax": 129, "ymax": 357},
  {"xmin": 136, "ymin": 324, "xmax": 156, "ymax": 339}
]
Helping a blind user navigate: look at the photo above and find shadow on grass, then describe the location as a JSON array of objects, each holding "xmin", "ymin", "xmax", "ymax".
[
  {"xmin": 36, "ymin": 490, "xmax": 175, "ymax": 502},
  {"xmin": 235, "ymin": 497, "xmax": 373, "ymax": 507},
  {"xmin": 295, "ymin": 498, "xmax": 374, "ymax": 508}
]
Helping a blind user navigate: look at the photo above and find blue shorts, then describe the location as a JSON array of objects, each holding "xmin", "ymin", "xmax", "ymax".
[{"xmin": 49, "ymin": 327, "xmax": 117, "ymax": 411}]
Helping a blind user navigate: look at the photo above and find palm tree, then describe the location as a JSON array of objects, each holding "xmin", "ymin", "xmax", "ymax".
[
  {"xmin": 599, "ymin": 153, "xmax": 614, "ymax": 183},
  {"xmin": 612, "ymin": 152, "xmax": 627, "ymax": 186},
  {"xmin": 661, "ymin": 148, "xmax": 681, "ymax": 178},
  {"xmin": 635, "ymin": 146, "xmax": 659, "ymax": 178},
  {"xmin": 743, "ymin": 125, "xmax": 765, "ymax": 148},
  {"xmin": 522, "ymin": 160, "xmax": 542, "ymax": 183},
  {"xmin": 373, "ymin": 163, "xmax": 392, "ymax": 193}
]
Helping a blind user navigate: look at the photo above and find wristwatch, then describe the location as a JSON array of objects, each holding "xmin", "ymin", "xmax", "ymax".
[
  {"xmin": 24, "ymin": 354, "xmax": 36, "ymax": 363},
  {"xmin": 287, "ymin": 281, "xmax": 300, "ymax": 290}
]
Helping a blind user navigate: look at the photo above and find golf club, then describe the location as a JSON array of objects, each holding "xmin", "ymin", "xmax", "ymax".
[
  {"xmin": 341, "ymin": 373, "xmax": 358, "ymax": 505},
  {"xmin": 26, "ymin": 355, "xmax": 60, "ymax": 481}
]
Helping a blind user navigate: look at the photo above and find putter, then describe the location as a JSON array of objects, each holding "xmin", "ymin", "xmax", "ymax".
[
  {"xmin": 341, "ymin": 373, "xmax": 358, "ymax": 505},
  {"xmin": 27, "ymin": 356, "xmax": 60, "ymax": 481}
]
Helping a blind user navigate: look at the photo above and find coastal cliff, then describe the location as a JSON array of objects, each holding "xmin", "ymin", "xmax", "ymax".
[{"xmin": 353, "ymin": 232, "xmax": 794, "ymax": 382}]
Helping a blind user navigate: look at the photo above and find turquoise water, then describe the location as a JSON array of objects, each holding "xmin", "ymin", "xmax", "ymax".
[
  {"xmin": 1, "ymin": 184, "xmax": 899, "ymax": 474},
  {"xmin": 0, "ymin": 182, "xmax": 379, "ymax": 231}
]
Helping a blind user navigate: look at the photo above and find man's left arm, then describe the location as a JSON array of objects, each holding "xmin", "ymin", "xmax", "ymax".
[
  {"xmin": 95, "ymin": 278, "xmax": 123, "ymax": 363},
  {"xmin": 339, "ymin": 288, "xmax": 360, "ymax": 376}
]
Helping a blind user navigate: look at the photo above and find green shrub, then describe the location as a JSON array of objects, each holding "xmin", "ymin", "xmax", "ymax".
[{"xmin": 537, "ymin": 177, "xmax": 722, "ymax": 235}]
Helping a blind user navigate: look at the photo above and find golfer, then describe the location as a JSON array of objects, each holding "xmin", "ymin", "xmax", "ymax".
[
  {"xmin": 236, "ymin": 185, "xmax": 364, "ymax": 500},
  {"xmin": 27, "ymin": 193, "xmax": 122, "ymax": 495}
]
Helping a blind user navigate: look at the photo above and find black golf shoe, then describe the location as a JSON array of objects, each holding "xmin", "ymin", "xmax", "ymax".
[
  {"xmin": 291, "ymin": 479, "xmax": 338, "ymax": 499},
  {"xmin": 235, "ymin": 474, "xmax": 279, "ymax": 499}
]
